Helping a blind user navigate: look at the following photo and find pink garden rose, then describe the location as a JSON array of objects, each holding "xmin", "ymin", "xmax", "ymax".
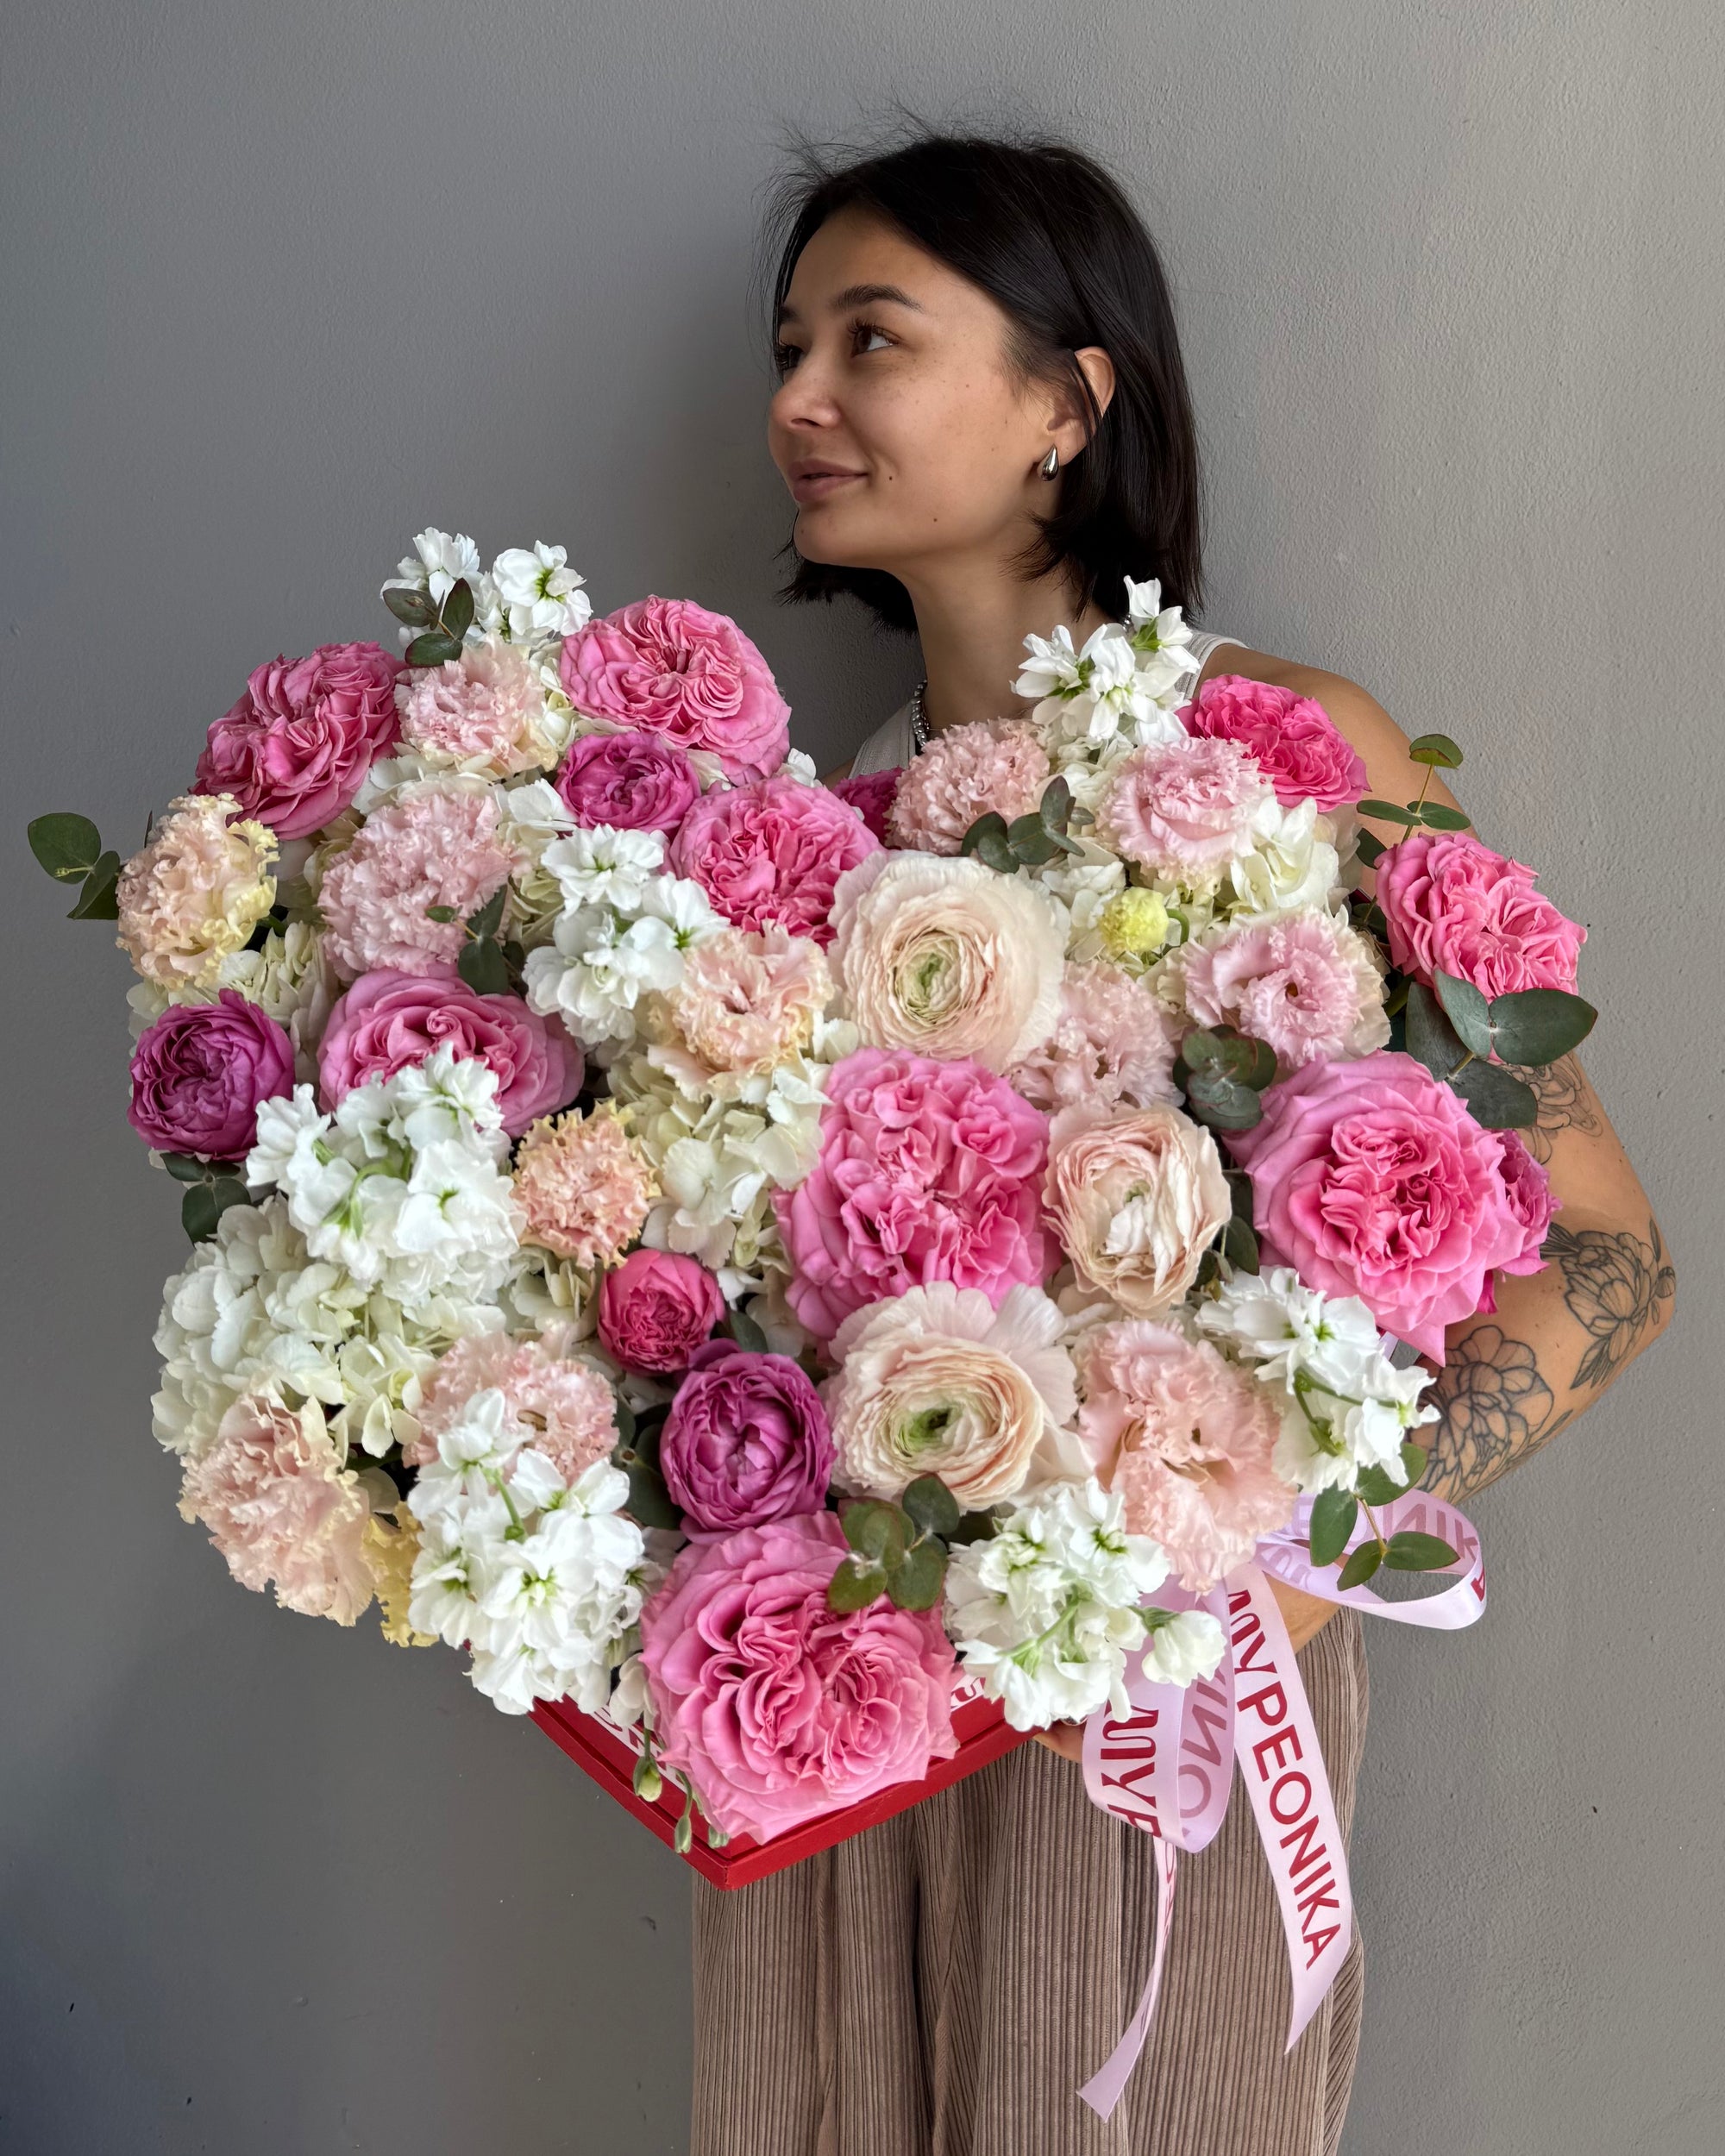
[
  {"xmin": 639, "ymin": 1510, "xmax": 957, "ymax": 1843},
  {"xmin": 1227, "ymin": 1050, "xmax": 1543, "ymax": 1360},
  {"xmin": 1182, "ymin": 674, "xmax": 1368, "ymax": 812},
  {"xmin": 657, "ymin": 1340, "xmax": 835, "ymax": 1532},
  {"xmin": 774, "ymin": 1048, "xmax": 1053, "ymax": 1339},
  {"xmin": 195, "ymin": 642, "xmax": 404, "ymax": 842},
  {"xmin": 596, "ymin": 1249, "xmax": 725, "ymax": 1373},
  {"xmin": 317, "ymin": 968, "xmax": 582, "ymax": 1137},
  {"xmin": 558, "ymin": 597, "xmax": 790, "ymax": 778},
  {"xmin": 129, "ymin": 989, "xmax": 296, "ymax": 1160},
  {"xmin": 669, "ymin": 775, "xmax": 880, "ymax": 948},
  {"xmin": 1374, "ymin": 829, "xmax": 1585, "ymax": 1000},
  {"xmin": 831, "ymin": 769, "xmax": 900, "ymax": 844},
  {"xmin": 1490, "ymin": 1130, "xmax": 1559, "ymax": 1284},
  {"xmin": 1096, "ymin": 735, "xmax": 1279, "ymax": 878},
  {"xmin": 554, "ymin": 729, "xmax": 699, "ymax": 834}
]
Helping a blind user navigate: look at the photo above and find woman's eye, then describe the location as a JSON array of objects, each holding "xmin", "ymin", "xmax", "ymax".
[
  {"xmin": 772, "ymin": 342, "xmax": 803, "ymax": 375},
  {"xmin": 852, "ymin": 322, "xmax": 894, "ymax": 356}
]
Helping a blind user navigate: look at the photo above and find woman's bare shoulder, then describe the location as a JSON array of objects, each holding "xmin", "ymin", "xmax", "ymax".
[
  {"xmin": 1207, "ymin": 644, "xmax": 1451, "ymax": 811},
  {"xmin": 823, "ymin": 757, "xmax": 855, "ymax": 784}
]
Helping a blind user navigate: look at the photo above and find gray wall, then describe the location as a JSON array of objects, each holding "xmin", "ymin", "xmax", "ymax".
[{"xmin": 3, "ymin": 3, "xmax": 1719, "ymax": 2150}]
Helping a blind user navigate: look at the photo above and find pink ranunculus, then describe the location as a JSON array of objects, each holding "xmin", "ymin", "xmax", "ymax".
[
  {"xmin": 657, "ymin": 1340, "xmax": 835, "ymax": 1532},
  {"xmin": 554, "ymin": 729, "xmax": 700, "ymax": 835},
  {"xmin": 1374, "ymin": 829, "xmax": 1585, "ymax": 1000},
  {"xmin": 668, "ymin": 775, "xmax": 881, "ymax": 948},
  {"xmin": 1096, "ymin": 734, "xmax": 1278, "ymax": 878},
  {"xmin": 774, "ymin": 1048, "xmax": 1052, "ymax": 1340},
  {"xmin": 1181, "ymin": 674, "xmax": 1369, "ymax": 812},
  {"xmin": 558, "ymin": 597, "xmax": 790, "ymax": 778},
  {"xmin": 1227, "ymin": 1050, "xmax": 1537, "ymax": 1361},
  {"xmin": 194, "ymin": 642, "xmax": 404, "ymax": 842},
  {"xmin": 831, "ymin": 769, "xmax": 900, "ymax": 844},
  {"xmin": 129, "ymin": 989, "xmax": 296, "ymax": 1160},
  {"xmin": 597, "ymin": 1249, "xmax": 725, "ymax": 1373},
  {"xmin": 317, "ymin": 968, "xmax": 581, "ymax": 1138},
  {"xmin": 638, "ymin": 1511, "xmax": 957, "ymax": 1844}
]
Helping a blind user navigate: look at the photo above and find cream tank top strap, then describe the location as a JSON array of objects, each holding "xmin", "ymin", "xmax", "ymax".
[{"xmin": 844, "ymin": 630, "xmax": 1245, "ymax": 778}]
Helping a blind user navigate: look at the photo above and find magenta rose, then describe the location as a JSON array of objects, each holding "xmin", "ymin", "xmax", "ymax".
[
  {"xmin": 317, "ymin": 968, "xmax": 582, "ymax": 1137},
  {"xmin": 1227, "ymin": 1050, "xmax": 1539, "ymax": 1361},
  {"xmin": 657, "ymin": 1340, "xmax": 835, "ymax": 1532},
  {"xmin": 831, "ymin": 769, "xmax": 900, "ymax": 844},
  {"xmin": 1181, "ymin": 674, "xmax": 1368, "ymax": 812},
  {"xmin": 129, "ymin": 990, "xmax": 295, "ymax": 1160},
  {"xmin": 597, "ymin": 1250, "xmax": 725, "ymax": 1373},
  {"xmin": 639, "ymin": 1510, "xmax": 957, "ymax": 1843},
  {"xmin": 558, "ymin": 596, "xmax": 790, "ymax": 778},
  {"xmin": 775, "ymin": 1048, "xmax": 1053, "ymax": 1339},
  {"xmin": 1375, "ymin": 829, "xmax": 1584, "ymax": 1000},
  {"xmin": 194, "ymin": 641, "xmax": 404, "ymax": 842},
  {"xmin": 668, "ymin": 775, "xmax": 881, "ymax": 948},
  {"xmin": 554, "ymin": 729, "xmax": 699, "ymax": 835}
]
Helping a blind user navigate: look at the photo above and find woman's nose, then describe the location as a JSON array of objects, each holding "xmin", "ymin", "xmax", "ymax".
[{"xmin": 770, "ymin": 354, "xmax": 841, "ymax": 435}]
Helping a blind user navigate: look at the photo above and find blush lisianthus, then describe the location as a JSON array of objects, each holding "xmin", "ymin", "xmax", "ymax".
[
  {"xmin": 129, "ymin": 989, "xmax": 296, "ymax": 1160},
  {"xmin": 831, "ymin": 769, "xmax": 899, "ymax": 843},
  {"xmin": 638, "ymin": 1511, "xmax": 957, "ymax": 1843},
  {"xmin": 1173, "ymin": 913, "xmax": 1389, "ymax": 1070},
  {"xmin": 554, "ymin": 728, "xmax": 700, "ymax": 834},
  {"xmin": 1181, "ymin": 674, "xmax": 1368, "ymax": 812},
  {"xmin": 1096, "ymin": 735, "xmax": 1279, "ymax": 878},
  {"xmin": 775, "ymin": 1048, "xmax": 1053, "ymax": 1340},
  {"xmin": 405, "ymin": 1326, "xmax": 617, "ymax": 1485},
  {"xmin": 885, "ymin": 718, "xmax": 1051, "ymax": 855},
  {"xmin": 669, "ymin": 775, "xmax": 880, "ymax": 946},
  {"xmin": 1374, "ymin": 829, "xmax": 1585, "ymax": 1000},
  {"xmin": 828, "ymin": 849, "xmax": 1064, "ymax": 1072},
  {"xmin": 116, "ymin": 793, "xmax": 278, "ymax": 991},
  {"xmin": 558, "ymin": 596, "xmax": 790, "ymax": 778},
  {"xmin": 1007, "ymin": 962, "xmax": 1181, "ymax": 1115},
  {"xmin": 666, "ymin": 924, "xmax": 833, "ymax": 1076},
  {"xmin": 657, "ymin": 1339, "xmax": 835, "ymax": 1532},
  {"xmin": 317, "ymin": 781, "xmax": 516, "ymax": 981},
  {"xmin": 1044, "ymin": 1103, "xmax": 1231, "ymax": 1318},
  {"xmin": 511, "ymin": 1104, "xmax": 655, "ymax": 1267},
  {"xmin": 194, "ymin": 642, "xmax": 405, "ymax": 842},
  {"xmin": 596, "ymin": 1248, "xmax": 725, "ymax": 1372},
  {"xmin": 395, "ymin": 637, "xmax": 564, "ymax": 777}
]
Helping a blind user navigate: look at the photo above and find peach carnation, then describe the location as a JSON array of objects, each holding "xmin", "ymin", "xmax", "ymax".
[
  {"xmin": 407, "ymin": 1325, "xmax": 618, "ymax": 1483},
  {"xmin": 668, "ymin": 924, "xmax": 833, "ymax": 1076},
  {"xmin": 1096, "ymin": 736, "xmax": 1278, "ymax": 878},
  {"xmin": 886, "ymin": 718, "xmax": 1051, "ymax": 855},
  {"xmin": 317, "ymin": 780, "xmax": 516, "ymax": 979},
  {"xmin": 116, "ymin": 793, "xmax": 278, "ymax": 991},
  {"xmin": 1044, "ymin": 1103, "xmax": 1230, "ymax": 1317},
  {"xmin": 396, "ymin": 638, "xmax": 559, "ymax": 776},
  {"xmin": 1008, "ymin": 962, "xmax": 1181, "ymax": 1115},
  {"xmin": 512, "ymin": 1104, "xmax": 655, "ymax": 1265}
]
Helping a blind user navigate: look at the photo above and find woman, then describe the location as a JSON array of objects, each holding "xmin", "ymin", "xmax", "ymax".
[{"xmin": 690, "ymin": 130, "xmax": 1673, "ymax": 2156}]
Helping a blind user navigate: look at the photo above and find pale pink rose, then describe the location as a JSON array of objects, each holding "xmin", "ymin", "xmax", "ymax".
[
  {"xmin": 1007, "ymin": 962, "xmax": 1181, "ymax": 1114},
  {"xmin": 597, "ymin": 1250, "xmax": 726, "ymax": 1373},
  {"xmin": 828, "ymin": 849, "xmax": 1065, "ymax": 1071},
  {"xmin": 1044, "ymin": 1104, "xmax": 1231, "ymax": 1318},
  {"xmin": 511, "ymin": 1105, "xmax": 655, "ymax": 1266},
  {"xmin": 1226, "ymin": 1050, "xmax": 1537, "ymax": 1360},
  {"xmin": 1096, "ymin": 736, "xmax": 1277, "ymax": 877},
  {"xmin": 669, "ymin": 776, "xmax": 880, "ymax": 946},
  {"xmin": 554, "ymin": 729, "xmax": 699, "ymax": 834},
  {"xmin": 317, "ymin": 968, "xmax": 580, "ymax": 1137},
  {"xmin": 558, "ymin": 596, "xmax": 790, "ymax": 778},
  {"xmin": 885, "ymin": 718, "xmax": 1051, "ymax": 855},
  {"xmin": 316, "ymin": 782, "xmax": 516, "ymax": 980},
  {"xmin": 775, "ymin": 1049, "xmax": 1053, "ymax": 1340},
  {"xmin": 1181, "ymin": 674, "xmax": 1368, "ymax": 812},
  {"xmin": 1375, "ymin": 830, "xmax": 1584, "ymax": 1000},
  {"xmin": 639, "ymin": 1511, "xmax": 957, "ymax": 1843},
  {"xmin": 116, "ymin": 793, "xmax": 278, "ymax": 991},
  {"xmin": 178, "ymin": 1394, "xmax": 373, "ymax": 1624},
  {"xmin": 396, "ymin": 639, "xmax": 551, "ymax": 776},
  {"xmin": 195, "ymin": 642, "xmax": 404, "ymax": 843},
  {"xmin": 1077, "ymin": 1321, "xmax": 1293, "ymax": 1591},
  {"xmin": 1176, "ymin": 914, "xmax": 1389, "ymax": 1071},
  {"xmin": 668, "ymin": 924, "xmax": 832, "ymax": 1075},
  {"xmin": 831, "ymin": 769, "xmax": 899, "ymax": 843},
  {"xmin": 406, "ymin": 1326, "xmax": 617, "ymax": 1484}
]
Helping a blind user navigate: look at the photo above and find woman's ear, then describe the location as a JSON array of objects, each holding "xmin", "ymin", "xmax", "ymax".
[{"xmin": 1043, "ymin": 347, "xmax": 1117, "ymax": 467}]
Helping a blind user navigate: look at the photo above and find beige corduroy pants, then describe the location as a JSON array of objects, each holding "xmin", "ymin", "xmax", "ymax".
[{"xmin": 690, "ymin": 1608, "xmax": 1368, "ymax": 2156}]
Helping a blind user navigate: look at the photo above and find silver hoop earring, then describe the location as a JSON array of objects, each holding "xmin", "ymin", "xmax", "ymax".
[{"xmin": 1040, "ymin": 445, "xmax": 1060, "ymax": 480}]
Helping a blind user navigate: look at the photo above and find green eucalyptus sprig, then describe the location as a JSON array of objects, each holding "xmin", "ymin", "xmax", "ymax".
[
  {"xmin": 423, "ymin": 884, "xmax": 522, "ymax": 996},
  {"xmin": 1173, "ymin": 1025, "xmax": 1279, "ymax": 1135},
  {"xmin": 826, "ymin": 1474, "xmax": 988, "ymax": 1615},
  {"xmin": 959, "ymin": 775, "xmax": 1082, "ymax": 874},
  {"xmin": 1303, "ymin": 1445, "xmax": 1457, "ymax": 1588},
  {"xmin": 383, "ymin": 573, "xmax": 477, "ymax": 667},
  {"xmin": 1353, "ymin": 731, "xmax": 1473, "ymax": 851},
  {"xmin": 27, "ymin": 813, "xmax": 122, "ymax": 919}
]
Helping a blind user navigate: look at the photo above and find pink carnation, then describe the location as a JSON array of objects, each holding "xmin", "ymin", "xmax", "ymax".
[
  {"xmin": 406, "ymin": 1327, "xmax": 617, "ymax": 1484},
  {"xmin": 395, "ymin": 640, "xmax": 549, "ymax": 775},
  {"xmin": 194, "ymin": 642, "xmax": 404, "ymax": 842},
  {"xmin": 774, "ymin": 1048, "xmax": 1052, "ymax": 1340},
  {"xmin": 1375, "ymin": 829, "xmax": 1585, "ymax": 1000},
  {"xmin": 1007, "ymin": 962, "xmax": 1181, "ymax": 1115},
  {"xmin": 1077, "ymin": 1321, "xmax": 1293, "ymax": 1592},
  {"xmin": 668, "ymin": 924, "xmax": 832, "ymax": 1075},
  {"xmin": 668, "ymin": 775, "xmax": 880, "ymax": 948},
  {"xmin": 1096, "ymin": 735, "xmax": 1278, "ymax": 877},
  {"xmin": 639, "ymin": 1511, "xmax": 957, "ymax": 1844},
  {"xmin": 885, "ymin": 718, "xmax": 1051, "ymax": 855},
  {"xmin": 554, "ymin": 729, "xmax": 699, "ymax": 834},
  {"xmin": 831, "ymin": 769, "xmax": 899, "ymax": 843},
  {"xmin": 1227, "ymin": 1050, "xmax": 1541, "ymax": 1360},
  {"xmin": 1182, "ymin": 674, "xmax": 1368, "ymax": 812},
  {"xmin": 1177, "ymin": 915, "xmax": 1389, "ymax": 1071},
  {"xmin": 511, "ymin": 1106, "xmax": 654, "ymax": 1266},
  {"xmin": 317, "ymin": 783, "xmax": 515, "ymax": 981},
  {"xmin": 558, "ymin": 596, "xmax": 790, "ymax": 779},
  {"xmin": 317, "ymin": 968, "xmax": 582, "ymax": 1137}
]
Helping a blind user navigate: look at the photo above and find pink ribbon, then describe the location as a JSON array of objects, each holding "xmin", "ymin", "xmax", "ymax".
[{"xmin": 1077, "ymin": 1489, "xmax": 1485, "ymax": 2121}]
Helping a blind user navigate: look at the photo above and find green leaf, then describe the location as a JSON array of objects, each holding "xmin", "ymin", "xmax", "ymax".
[
  {"xmin": 1402, "ymin": 981, "xmax": 1466, "ymax": 1081},
  {"xmin": 1358, "ymin": 798, "xmax": 1419, "ymax": 826},
  {"xmin": 1383, "ymin": 1530, "xmax": 1458, "ymax": 1572},
  {"xmin": 383, "ymin": 584, "xmax": 437, "ymax": 628},
  {"xmin": 900, "ymin": 1474, "xmax": 961, "ymax": 1541},
  {"xmin": 161, "ymin": 1151, "xmax": 212, "ymax": 1184},
  {"xmin": 947, "ymin": 1510, "xmax": 1000, "ymax": 1547},
  {"xmin": 975, "ymin": 829, "xmax": 1020, "ymax": 875},
  {"xmin": 827, "ymin": 1558, "xmax": 888, "ymax": 1613},
  {"xmin": 424, "ymin": 904, "xmax": 459, "ymax": 924},
  {"xmin": 1400, "ymin": 1440, "xmax": 1429, "ymax": 1487},
  {"xmin": 181, "ymin": 1184, "xmax": 222, "ymax": 1242},
  {"xmin": 842, "ymin": 1500, "xmax": 906, "ymax": 1566},
  {"xmin": 1353, "ymin": 1462, "xmax": 1408, "ymax": 1507},
  {"xmin": 1407, "ymin": 732, "xmax": 1464, "ymax": 769},
  {"xmin": 1433, "ymin": 969, "xmax": 1494, "ymax": 1057},
  {"xmin": 1182, "ymin": 1069, "xmax": 1264, "ymax": 1132},
  {"xmin": 1337, "ymin": 1540, "xmax": 1383, "ymax": 1590},
  {"xmin": 620, "ymin": 1459, "xmax": 682, "ymax": 1531},
  {"xmin": 1486, "ymin": 987, "xmax": 1597, "ymax": 1067},
  {"xmin": 1450, "ymin": 1056, "xmax": 1538, "ymax": 1130},
  {"xmin": 28, "ymin": 812, "xmax": 104, "ymax": 881},
  {"xmin": 1038, "ymin": 774, "xmax": 1072, "ymax": 833},
  {"xmin": 1414, "ymin": 802, "xmax": 1472, "ymax": 830},
  {"xmin": 406, "ymin": 629, "xmax": 463, "ymax": 667},
  {"xmin": 1194, "ymin": 1247, "xmax": 1222, "ymax": 1289},
  {"xmin": 959, "ymin": 811, "xmax": 1009, "ymax": 859},
  {"xmin": 726, "ymin": 1307, "xmax": 769, "ymax": 1355},
  {"xmin": 442, "ymin": 578, "xmax": 476, "ymax": 640},
  {"xmin": 208, "ymin": 1175, "xmax": 250, "ymax": 1215},
  {"xmin": 66, "ymin": 850, "xmax": 122, "ymax": 920},
  {"xmin": 467, "ymin": 884, "xmax": 507, "ymax": 942},
  {"xmin": 1006, "ymin": 814, "xmax": 1062, "ymax": 866},
  {"xmin": 1353, "ymin": 830, "xmax": 1386, "ymax": 867},
  {"xmin": 888, "ymin": 1539, "xmax": 946, "ymax": 1611},
  {"xmin": 457, "ymin": 937, "xmax": 510, "ymax": 995},
  {"xmin": 1221, "ymin": 1213, "xmax": 1260, "ymax": 1273},
  {"xmin": 611, "ymin": 1394, "xmax": 636, "ymax": 1446},
  {"xmin": 1308, "ymin": 1488, "xmax": 1358, "ymax": 1567}
]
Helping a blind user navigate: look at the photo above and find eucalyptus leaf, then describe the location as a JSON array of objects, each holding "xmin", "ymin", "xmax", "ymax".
[
  {"xmin": 726, "ymin": 1307, "xmax": 769, "ymax": 1355},
  {"xmin": 1038, "ymin": 774, "xmax": 1072, "ymax": 833},
  {"xmin": 424, "ymin": 904, "xmax": 459, "ymax": 924},
  {"xmin": 1407, "ymin": 732, "xmax": 1464, "ymax": 768},
  {"xmin": 1402, "ymin": 980, "xmax": 1466, "ymax": 1081},
  {"xmin": 1486, "ymin": 987, "xmax": 1596, "ymax": 1066},
  {"xmin": 1353, "ymin": 830, "xmax": 1386, "ymax": 868},
  {"xmin": 208, "ymin": 1176, "xmax": 251, "ymax": 1217},
  {"xmin": 1221, "ymin": 1213, "xmax": 1260, "ymax": 1273},
  {"xmin": 827, "ymin": 1558, "xmax": 888, "ymax": 1614},
  {"xmin": 1383, "ymin": 1530, "xmax": 1458, "ymax": 1572},
  {"xmin": 467, "ymin": 884, "xmax": 507, "ymax": 942},
  {"xmin": 612, "ymin": 1394, "xmax": 637, "ymax": 1447},
  {"xmin": 1450, "ymin": 1056, "xmax": 1538, "ymax": 1130},
  {"xmin": 974, "ymin": 829, "xmax": 1019, "ymax": 876},
  {"xmin": 1358, "ymin": 799, "xmax": 1419, "ymax": 826},
  {"xmin": 1182, "ymin": 1069, "xmax": 1264, "ymax": 1132},
  {"xmin": 621, "ymin": 1460, "xmax": 682, "ymax": 1531},
  {"xmin": 1433, "ymin": 970, "xmax": 1494, "ymax": 1057},
  {"xmin": 457, "ymin": 937, "xmax": 510, "ymax": 995},
  {"xmin": 161, "ymin": 1151, "xmax": 213, "ymax": 1184},
  {"xmin": 66, "ymin": 852, "xmax": 121, "ymax": 919},
  {"xmin": 28, "ymin": 812, "xmax": 104, "ymax": 881},
  {"xmin": 1414, "ymin": 802, "xmax": 1472, "ymax": 831},
  {"xmin": 383, "ymin": 585, "xmax": 437, "ymax": 628},
  {"xmin": 442, "ymin": 578, "xmax": 476, "ymax": 640},
  {"xmin": 888, "ymin": 1539, "xmax": 946, "ymax": 1611},
  {"xmin": 1308, "ymin": 1487, "xmax": 1358, "ymax": 1567},
  {"xmin": 947, "ymin": 1511, "xmax": 1000, "ymax": 1547},
  {"xmin": 1337, "ymin": 1540, "xmax": 1383, "ymax": 1590},
  {"xmin": 1007, "ymin": 815, "xmax": 1062, "ymax": 866},
  {"xmin": 406, "ymin": 629, "xmax": 463, "ymax": 668},
  {"xmin": 901, "ymin": 1474, "xmax": 961, "ymax": 1541},
  {"xmin": 1194, "ymin": 1246, "xmax": 1222, "ymax": 1289},
  {"xmin": 959, "ymin": 811, "xmax": 1009, "ymax": 859},
  {"xmin": 181, "ymin": 1184, "xmax": 221, "ymax": 1243},
  {"xmin": 842, "ymin": 1500, "xmax": 905, "ymax": 1566}
]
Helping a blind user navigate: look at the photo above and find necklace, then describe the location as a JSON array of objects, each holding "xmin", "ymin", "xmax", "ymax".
[{"xmin": 910, "ymin": 678, "xmax": 930, "ymax": 752}]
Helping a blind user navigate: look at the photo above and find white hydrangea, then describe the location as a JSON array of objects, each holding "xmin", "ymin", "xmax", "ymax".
[{"xmin": 1224, "ymin": 799, "xmax": 1346, "ymax": 923}]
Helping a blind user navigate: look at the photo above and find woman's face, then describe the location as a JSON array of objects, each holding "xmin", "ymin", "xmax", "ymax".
[{"xmin": 768, "ymin": 207, "xmax": 1082, "ymax": 580}]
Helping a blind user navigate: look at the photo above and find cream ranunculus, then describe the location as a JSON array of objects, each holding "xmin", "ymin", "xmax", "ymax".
[
  {"xmin": 829, "ymin": 850, "xmax": 1065, "ymax": 1071},
  {"xmin": 821, "ymin": 1282, "xmax": 1082, "ymax": 1507},
  {"xmin": 1044, "ymin": 1103, "xmax": 1230, "ymax": 1317}
]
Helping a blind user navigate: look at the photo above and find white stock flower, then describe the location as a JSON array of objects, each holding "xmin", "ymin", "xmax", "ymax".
[
  {"xmin": 385, "ymin": 527, "xmax": 483, "ymax": 611},
  {"xmin": 1139, "ymin": 1607, "xmax": 1226, "ymax": 1686},
  {"xmin": 489, "ymin": 542, "xmax": 592, "ymax": 643},
  {"xmin": 541, "ymin": 824, "xmax": 668, "ymax": 913}
]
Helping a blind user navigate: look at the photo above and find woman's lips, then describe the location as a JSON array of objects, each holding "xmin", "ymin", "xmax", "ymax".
[{"xmin": 790, "ymin": 467, "xmax": 866, "ymax": 504}]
